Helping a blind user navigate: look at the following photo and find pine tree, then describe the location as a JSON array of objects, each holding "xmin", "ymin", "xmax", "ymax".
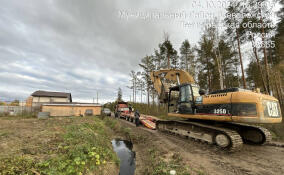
[
  {"xmin": 196, "ymin": 34, "xmax": 214, "ymax": 91},
  {"xmin": 180, "ymin": 39, "xmax": 195, "ymax": 76},
  {"xmin": 246, "ymin": 61, "xmax": 263, "ymax": 89},
  {"xmin": 136, "ymin": 75, "xmax": 145, "ymax": 103},
  {"xmin": 272, "ymin": 0, "xmax": 284, "ymax": 108},
  {"xmin": 129, "ymin": 70, "xmax": 138, "ymax": 103},
  {"xmin": 225, "ymin": 1, "xmax": 247, "ymax": 89},
  {"xmin": 159, "ymin": 35, "xmax": 178, "ymax": 69},
  {"xmin": 196, "ymin": 26, "xmax": 223, "ymax": 91},
  {"xmin": 153, "ymin": 49, "xmax": 164, "ymax": 70},
  {"xmin": 139, "ymin": 55, "xmax": 155, "ymax": 105},
  {"xmin": 217, "ymin": 37, "xmax": 239, "ymax": 89},
  {"xmin": 196, "ymin": 26, "xmax": 239, "ymax": 91},
  {"xmin": 117, "ymin": 87, "xmax": 122, "ymax": 102},
  {"xmin": 274, "ymin": 0, "xmax": 284, "ymax": 65},
  {"xmin": 246, "ymin": 0, "xmax": 275, "ymax": 93}
]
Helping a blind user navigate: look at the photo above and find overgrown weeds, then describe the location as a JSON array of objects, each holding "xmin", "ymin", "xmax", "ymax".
[
  {"xmin": 0, "ymin": 117, "xmax": 119, "ymax": 175},
  {"xmin": 102, "ymin": 117, "xmax": 147, "ymax": 144},
  {"xmin": 130, "ymin": 103, "xmax": 168, "ymax": 117}
]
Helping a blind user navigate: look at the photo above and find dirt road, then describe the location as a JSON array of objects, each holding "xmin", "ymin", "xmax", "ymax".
[{"xmin": 118, "ymin": 118, "xmax": 284, "ymax": 175}]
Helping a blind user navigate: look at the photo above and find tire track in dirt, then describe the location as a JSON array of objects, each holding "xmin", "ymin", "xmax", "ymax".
[{"xmin": 117, "ymin": 118, "xmax": 284, "ymax": 175}]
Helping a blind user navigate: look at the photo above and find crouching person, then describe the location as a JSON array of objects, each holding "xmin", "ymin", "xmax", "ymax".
[{"xmin": 134, "ymin": 110, "xmax": 140, "ymax": 127}]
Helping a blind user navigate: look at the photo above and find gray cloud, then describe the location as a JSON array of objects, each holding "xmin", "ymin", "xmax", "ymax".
[{"xmin": 0, "ymin": 0, "xmax": 227, "ymax": 103}]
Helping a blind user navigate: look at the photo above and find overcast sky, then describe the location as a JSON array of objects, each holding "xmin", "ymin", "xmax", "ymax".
[{"xmin": 0, "ymin": 0, "xmax": 280, "ymax": 103}]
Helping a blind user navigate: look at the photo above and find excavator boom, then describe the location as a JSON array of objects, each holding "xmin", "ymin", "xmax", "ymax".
[{"xmin": 150, "ymin": 69, "xmax": 195, "ymax": 103}]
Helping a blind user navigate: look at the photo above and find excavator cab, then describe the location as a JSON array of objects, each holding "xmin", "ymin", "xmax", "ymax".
[{"xmin": 169, "ymin": 84, "xmax": 200, "ymax": 114}]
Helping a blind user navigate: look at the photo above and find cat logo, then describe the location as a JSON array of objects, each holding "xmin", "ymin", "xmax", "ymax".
[{"xmin": 267, "ymin": 101, "xmax": 279, "ymax": 117}]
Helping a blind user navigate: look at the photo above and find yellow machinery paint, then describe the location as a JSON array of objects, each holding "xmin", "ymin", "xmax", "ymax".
[{"xmin": 151, "ymin": 69, "xmax": 282, "ymax": 124}]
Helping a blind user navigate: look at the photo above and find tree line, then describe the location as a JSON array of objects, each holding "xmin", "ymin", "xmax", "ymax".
[{"xmin": 127, "ymin": 0, "xmax": 283, "ymax": 110}]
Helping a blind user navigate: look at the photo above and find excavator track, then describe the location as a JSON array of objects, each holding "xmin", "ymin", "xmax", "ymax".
[
  {"xmin": 224, "ymin": 123, "xmax": 272, "ymax": 145},
  {"xmin": 156, "ymin": 120, "xmax": 243, "ymax": 152}
]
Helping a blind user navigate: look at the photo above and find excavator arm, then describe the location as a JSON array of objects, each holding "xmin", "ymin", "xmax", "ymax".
[{"xmin": 150, "ymin": 69, "xmax": 195, "ymax": 103}]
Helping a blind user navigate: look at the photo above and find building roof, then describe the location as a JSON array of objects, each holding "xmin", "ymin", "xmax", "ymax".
[
  {"xmin": 31, "ymin": 90, "xmax": 72, "ymax": 102},
  {"xmin": 42, "ymin": 102, "xmax": 101, "ymax": 107}
]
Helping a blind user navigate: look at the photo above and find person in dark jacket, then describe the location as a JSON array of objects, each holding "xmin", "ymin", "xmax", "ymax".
[
  {"xmin": 129, "ymin": 106, "xmax": 132, "ymax": 113},
  {"xmin": 134, "ymin": 110, "xmax": 140, "ymax": 127}
]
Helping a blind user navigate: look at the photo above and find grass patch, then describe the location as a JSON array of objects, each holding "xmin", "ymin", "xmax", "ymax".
[
  {"xmin": 0, "ymin": 131, "xmax": 10, "ymax": 137},
  {"xmin": 0, "ymin": 117, "xmax": 119, "ymax": 175},
  {"xmin": 0, "ymin": 156, "xmax": 37, "ymax": 175},
  {"xmin": 103, "ymin": 117, "xmax": 192, "ymax": 175},
  {"xmin": 102, "ymin": 117, "xmax": 147, "ymax": 144},
  {"xmin": 147, "ymin": 148, "xmax": 191, "ymax": 175}
]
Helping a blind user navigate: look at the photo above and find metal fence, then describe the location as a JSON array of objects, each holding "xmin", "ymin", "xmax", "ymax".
[{"xmin": 0, "ymin": 106, "xmax": 39, "ymax": 116}]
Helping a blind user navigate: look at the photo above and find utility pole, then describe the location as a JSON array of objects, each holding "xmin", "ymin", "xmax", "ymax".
[{"xmin": 96, "ymin": 91, "xmax": 98, "ymax": 104}]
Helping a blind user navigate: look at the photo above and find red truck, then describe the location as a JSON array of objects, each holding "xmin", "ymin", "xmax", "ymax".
[
  {"xmin": 114, "ymin": 101, "xmax": 130, "ymax": 118},
  {"xmin": 114, "ymin": 101, "xmax": 157, "ymax": 129}
]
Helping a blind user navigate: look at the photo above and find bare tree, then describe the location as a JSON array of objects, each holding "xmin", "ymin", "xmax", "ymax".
[{"xmin": 129, "ymin": 70, "xmax": 138, "ymax": 103}]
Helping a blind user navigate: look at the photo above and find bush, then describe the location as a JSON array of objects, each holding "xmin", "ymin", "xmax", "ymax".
[
  {"xmin": 0, "ymin": 112, "xmax": 9, "ymax": 117},
  {"xmin": 130, "ymin": 103, "xmax": 168, "ymax": 117}
]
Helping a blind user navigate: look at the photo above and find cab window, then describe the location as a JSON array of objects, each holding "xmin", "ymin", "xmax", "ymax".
[
  {"xmin": 191, "ymin": 85, "xmax": 200, "ymax": 97},
  {"xmin": 180, "ymin": 85, "xmax": 192, "ymax": 102}
]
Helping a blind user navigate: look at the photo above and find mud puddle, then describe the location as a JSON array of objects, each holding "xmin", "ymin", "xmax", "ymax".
[{"xmin": 112, "ymin": 139, "xmax": 136, "ymax": 175}]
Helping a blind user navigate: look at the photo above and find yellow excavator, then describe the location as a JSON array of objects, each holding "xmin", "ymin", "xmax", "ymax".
[{"xmin": 151, "ymin": 69, "xmax": 282, "ymax": 152}]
